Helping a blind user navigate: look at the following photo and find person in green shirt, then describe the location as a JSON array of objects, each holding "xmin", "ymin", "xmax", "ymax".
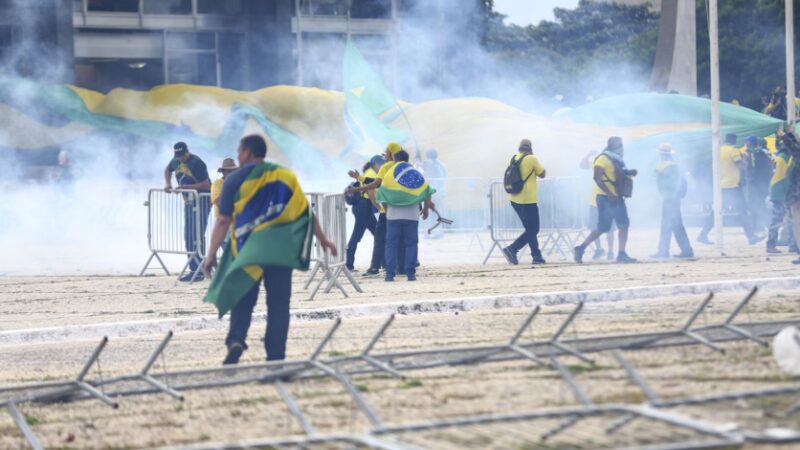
[{"xmin": 650, "ymin": 143, "xmax": 693, "ymax": 259}]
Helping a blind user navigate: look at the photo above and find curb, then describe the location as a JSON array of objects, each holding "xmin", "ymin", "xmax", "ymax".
[{"xmin": 2, "ymin": 276, "xmax": 799, "ymax": 346}]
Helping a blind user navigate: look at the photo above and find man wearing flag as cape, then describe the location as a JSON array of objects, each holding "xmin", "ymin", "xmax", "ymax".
[{"xmin": 202, "ymin": 135, "xmax": 337, "ymax": 365}]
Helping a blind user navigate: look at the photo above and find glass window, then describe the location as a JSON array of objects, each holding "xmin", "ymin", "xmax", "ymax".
[
  {"xmin": 167, "ymin": 53, "xmax": 217, "ymax": 86},
  {"xmin": 87, "ymin": 0, "xmax": 138, "ymax": 12},
  {"xmin": 166, "ymin": 32, "xmax": 216, "ymax": 50},
  {"xmin": 351, "ymin": 0, "xmax": 392, "ymax": 19},
  {"xmin": 143, "ymin": 0, "xmax": 191, "ymax": 15},
  {"xmin": 197, "ymin": 0, "xmax": 243, "ymax": 15},
  {"xmin": 300, "ymin": 0, "xmax": 347, "ymax": 16}
]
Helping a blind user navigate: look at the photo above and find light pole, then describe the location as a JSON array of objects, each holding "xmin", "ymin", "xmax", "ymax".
[{"xmin": 709, "ymin": 0, "xmax": 724, "ymax": 254}]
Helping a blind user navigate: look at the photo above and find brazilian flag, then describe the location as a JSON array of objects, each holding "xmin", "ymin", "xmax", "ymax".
[
  {"xmin": 204, "ymin": 162, "xmax": 313, "ymax": 318},
  {"xmin": 377, "ymin": 162, "xmax": 436, "ymax": 206}
]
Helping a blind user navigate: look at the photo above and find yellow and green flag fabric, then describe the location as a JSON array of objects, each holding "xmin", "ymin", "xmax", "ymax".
[
  {"xmin": 377, "ymin": 161, "xmax": 435, "ymax": 206},
  {"xmin": 204, "ymin": 162, "xmax": 313, "ymax": 318}
]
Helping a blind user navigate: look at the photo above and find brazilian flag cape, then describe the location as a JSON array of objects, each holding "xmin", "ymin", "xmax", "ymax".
[
  {"xmin": 376, "ymin": 162, "xmax": 436, "ymax": 206},
  {"xmin": 204, "ymin": 162, "xmax": 313, "ymax": 318}
]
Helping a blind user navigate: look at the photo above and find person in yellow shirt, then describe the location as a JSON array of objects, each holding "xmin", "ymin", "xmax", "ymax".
[
  {"xmin": 501, "ymin": 139, "xmax": 547, "ymax": 265},
  {"xmin": 345, "ymin": 155, "xmax": 383, "ymax": 271},
  {"xmin": 697, "ymin": 133, "xmax": 762, "ymax": 245},
  {"xmin": 580, "ymin": 149, "xmax": 616, "ymax": 260},
  {"xmin": 767, "ymin": 141, "xmax": 794, "ymax": 253},
  {"xmin": 574, "ymin": 136, "xmax": 638, "ymax": 264},
  {"xmin": 210, "ymin": 158, "xmax": 238, "ymax": 219}
]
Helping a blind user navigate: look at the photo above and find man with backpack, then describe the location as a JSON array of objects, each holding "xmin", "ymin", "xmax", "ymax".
[
  {"xmin": 574, "ymin": 136, "xmax": 638, "ymax": 264},
  {"xmin": 502, "ymin": 139, "xmax": 547, "ymax": 265},
  {"xmin": 650, "ymin": 143, "xmax": 693, "ymax": 259}
]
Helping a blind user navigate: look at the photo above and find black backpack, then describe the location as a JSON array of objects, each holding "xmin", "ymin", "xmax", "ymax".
[
  {"xmin": 344, "ymin": 181, "xmax": 361, "ymax": 206},
  {"xmin": 504, "ymin": 155, "xmax": 534, "ymax": 194}
]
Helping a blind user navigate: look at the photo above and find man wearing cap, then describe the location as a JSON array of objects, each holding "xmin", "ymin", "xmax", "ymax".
[
  {"xmin": 164, "ymin": 142, "xmax": 212, "ymax": 281},
  {"xmin": 211, "ymin": 158, "xmax": 238, "ymax": 219},
  {"xmin": 344, "ymin": 155, "xmax": 383, "ymax": 272},
  {"xmin": 574, "ymin": 136, "xmax": 638, "ymax": 264},
  {"xmin": 697, "ymin": 133, "xmax": 762, "ymax": 245},
  {"xmin": 502, "ymin": 139, "xmax": 547, "ymax": 265},
  {"xmin": 651, "ymin": 143, "xmax": 693, "ymax": 259},
  {"xmin": 349, "ymin": 142, "xmax": 404, "ymax": 277}
]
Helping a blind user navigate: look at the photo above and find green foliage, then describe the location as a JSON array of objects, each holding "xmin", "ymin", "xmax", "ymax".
[{"xmin": 483, "ymin": 0, "xmax": 660, "ymax": 106}]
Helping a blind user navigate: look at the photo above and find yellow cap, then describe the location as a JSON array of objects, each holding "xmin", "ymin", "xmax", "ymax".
[{"xmin": 387, "ymin": 142, "xmax": 402, "ymax": 156}]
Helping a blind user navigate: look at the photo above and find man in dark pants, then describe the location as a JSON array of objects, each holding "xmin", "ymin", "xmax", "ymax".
[
  {"xmin": 650, "ymin": 143, "xmax": 693, "ymax": 258},
  {"xmin": 767, "ymin": 140, "xmax": 794, "ymax": 253},
  {"xmin": 502, "ymin": 139, "xmax": 547, "ymax": 265},
  {"xmin": 345, "ymin": 155, "xmax": 382, "ymax": 271},
  {"xmin": 202, "ymin": 135, "xmax": 336, "ymax": 364},
  {"xmin": 164, "ymin": 141, "xmax": 211, "ymax": 281}
]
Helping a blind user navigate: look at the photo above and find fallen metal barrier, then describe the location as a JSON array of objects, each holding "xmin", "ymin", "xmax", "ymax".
[
  {"xmin": 140, "ymin": 188, "xmax": 211, "ymax": 282},
  {"xmin": 304, "ymin": 193, "xmax": 362, "ymax": 300},
  {"xmin": 3, "ymin": 288, "xmax": 798, "ymax": 449}
]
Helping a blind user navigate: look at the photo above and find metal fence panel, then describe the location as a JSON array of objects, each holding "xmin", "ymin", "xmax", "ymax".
[{"xmin": 424, "ymin": 177, "xmax": 488, "ymax": 232}]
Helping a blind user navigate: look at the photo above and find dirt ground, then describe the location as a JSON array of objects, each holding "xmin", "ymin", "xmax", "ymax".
[{"xmin": 1, "ymin": 231, "xmax": 799, "ymax": 449}]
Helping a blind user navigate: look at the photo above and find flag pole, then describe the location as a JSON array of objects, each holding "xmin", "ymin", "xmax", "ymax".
[
  {"xmin": 709, "ymin": 0, "xmax": 724, "ymax": 255},
  {"xmin": 787, "ymin": 0, "xmax": 796, "ymax": 129}
]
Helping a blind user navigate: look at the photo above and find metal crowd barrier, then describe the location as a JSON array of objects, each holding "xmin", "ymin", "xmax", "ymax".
[
  {"xmin": 424, "ymin": 177, "xmax": 488, "ymax": 233},
  {"xmin": 304, "ymin": 193, "xmax": 362, "ymax": 300},
  {"xmin": 140, "ymin": 188, "xmax": 211, "ymax": 282},
  {"xmin": 483, "ymin": 177, "xmax": 587, "ymax": 264}
]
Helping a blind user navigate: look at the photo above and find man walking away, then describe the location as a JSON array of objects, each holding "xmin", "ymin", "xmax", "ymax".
[
  {"xmin": 377, "ymin": 150, "xmax": 435, "ymax": 281},
  {"xmin": 698, "ymin": 133, "xmax": 762, "ymax": 245},
  {"xmin": 650, "ymin": 143, "xmax": 693, "ymax": 259},
  {"xmin": 345, "ymin": 155, "xmax": 382, "ymax": 271},
  {"xmin": 164, "ymin": 141, "xmax": 212, "ymax": 281},
  {"xmin": 203, "ymin": 135, "xmax": 337, "ymax": 364},
  {"xmin": 780, "ymin": 132, "xmax": 800, "ymax": 263},
  {"xmin": 580, "ymin": 149, "xmax": 615, "ymax": 260},
  {"xmin": 211, "ymin": 158, "xmax": 238, "ymax": 219},
  {"xmin": 767, "ymin": 140, "xmax": 794, "ymax": 253},
  {"xmin": 502, "ymin": 139, "xmax": 547, "ymax": 265},
  {"xmin": 574, "ymin": 136, "xmax": 638, "ymax": 264}
]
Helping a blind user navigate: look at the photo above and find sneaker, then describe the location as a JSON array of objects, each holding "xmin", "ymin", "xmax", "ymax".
[
  {"xmin": 616, "ymin": 252, "xmax": 637, "ymax": 263},
  {"xmin": 362, "ymin": 268, "xmax": 380, "ymax": 277},
  {"xmin": 697, "ymin": 235, "xmax": 713, "ymax": 245},
  {"xmin": 673, "ymin": 252, "xmax": 695, "ymax": 259},
  {"xmin": 649, "ymin": 253, "xmax": 669, "ymax": 259},
  {"xmin": 531, "ymin": 257, "xmax": 546, "ymax": 265},
  {"xmin": 748, "ymin": 234, "xmax": 766, "ymax": 245},
  {"xmin": 591, "ymin": 248, "xmax": 605, "ymax": 260},
  {"xmin": 384, "ymin": 275, "xmax": 395, "ymax": 282},
  {"xmin": 407, "ymin": 274, "xmax": 417, "ymax": 281},
  {"xmin": 223, "ymin": 342, "xmax": 244, "ymax": 365},
  {"xmin": 573, "ymin": 246, "xmax": 585, "ymax": 264},
  {"xmin": 502, "ymin": 247, "xmax": 519, "ymax": 265},
  {"xmin": 766, "ymin": 246, "xmax": 782, "ymax": 254},
  {"xmin": 179, "ymin": 272, "xmax": 204, "ymax": 282}
]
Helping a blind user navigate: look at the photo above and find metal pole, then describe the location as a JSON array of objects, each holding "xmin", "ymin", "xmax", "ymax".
[
  {"xmin": 709, "ymin": 0, "xmax": 724, "ymax": 254},
  {"xmin": 788, "ymin": 0, "xmax": 796, "ymax": 128}
]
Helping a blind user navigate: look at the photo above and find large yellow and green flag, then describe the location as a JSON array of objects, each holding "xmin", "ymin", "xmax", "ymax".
[
  {"xmin": 377, "ymin": 162, "xmax": 436, "ymax": 206},
  {"xmin": 204, "ymin": 162, "xmax": 313, "ymax": 318}
]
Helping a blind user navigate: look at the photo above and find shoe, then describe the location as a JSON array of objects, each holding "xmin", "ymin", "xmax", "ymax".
[
  {"xmin": 793, "ymin": 258, "xmax": 800, "ymax": 265},
  {"xmin": 362, "ymin": 268, "xmax": 380, "ymax": 277},
  {"xmin": 697, "ymin": 235, "xmax": 713, "ymax": 245},
  {"xmin": 673, "ymin": 252, "xmax": 694, "ymax": 258},
  {"xmin": 179, "ymin": 272, "xmax": 204, "ymax": 282},
  {"xmin": 616, "ymin": 252, "xmax": 637, "ymax": 263},
  {"xmin": 649, "ymin": 253, "xmax": 669, "ymax": 259},
  {"xmin": 223, "ymin": 342, "xmax": 244, "ymax": 365},
  {"xmin": 531, "ymin": 257, "xmax": 546, "ymax": 265},
  {"xmin": 607, "ymin": 252, "xmax": 615, "ymax": 261},
  {"xmin": 573, "ymin": 246, "xmax": 585, "ymax": 264},
  {"xmin": 766, "ymin": 247, "xmax": 782, "ymax": 254},
  {"xmin": 384, "ymin": 275, "xmax": 395, "ymax": 282},
  {"xmin": 407, "ymin": 274, "xmax": 417, "ymax": 281},
  {"xmin": 591, "ymin": 248, "xmax": 605, "ymax": 260},
  {"xmin": 748, "ymin": 234, "xmax": 766, "ymax": 245},
  {"xmin": 502, "ymin": 247, "xmax": 519, "ymax": 265}
]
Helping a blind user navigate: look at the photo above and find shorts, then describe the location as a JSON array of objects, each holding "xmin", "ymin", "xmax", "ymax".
[
  {"xmin": 588, "ymin": 205, "xmax": 617, "ymax": 232},
  {"xmin": 596, "ymin": 195, "xmax": 629, "ymax": 233}
]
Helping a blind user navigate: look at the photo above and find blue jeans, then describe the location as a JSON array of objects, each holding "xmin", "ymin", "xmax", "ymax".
[
  {"xmin": 386, "ymin": 220, "xmax": 418, "ymax": 278},
  {"xmin": 225, "ymin": 266, "xmax": 293, "ymax": 361},
  {"xmin": 346, "ymin": 200, "xmax": 377, "ymax": 270}
]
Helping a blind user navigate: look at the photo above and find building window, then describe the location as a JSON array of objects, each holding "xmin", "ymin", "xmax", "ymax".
[
  {"xmin": 143, "ymin": 0, "xmax": 191, "ymax": 15},
  {"xmin": 87, "ymin": 0, "xmax": 138, "ymax": 12},
  {"xmin": 198, "ymin": 0, "xmax": 243, "ymax": 15},
  {"xmin": 299, "ymin": 0, "xmax": 348, "ymax": 16},
  {"xmin": 351, "ymin": 0, "xmax": 392, "ymax": 19}
]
